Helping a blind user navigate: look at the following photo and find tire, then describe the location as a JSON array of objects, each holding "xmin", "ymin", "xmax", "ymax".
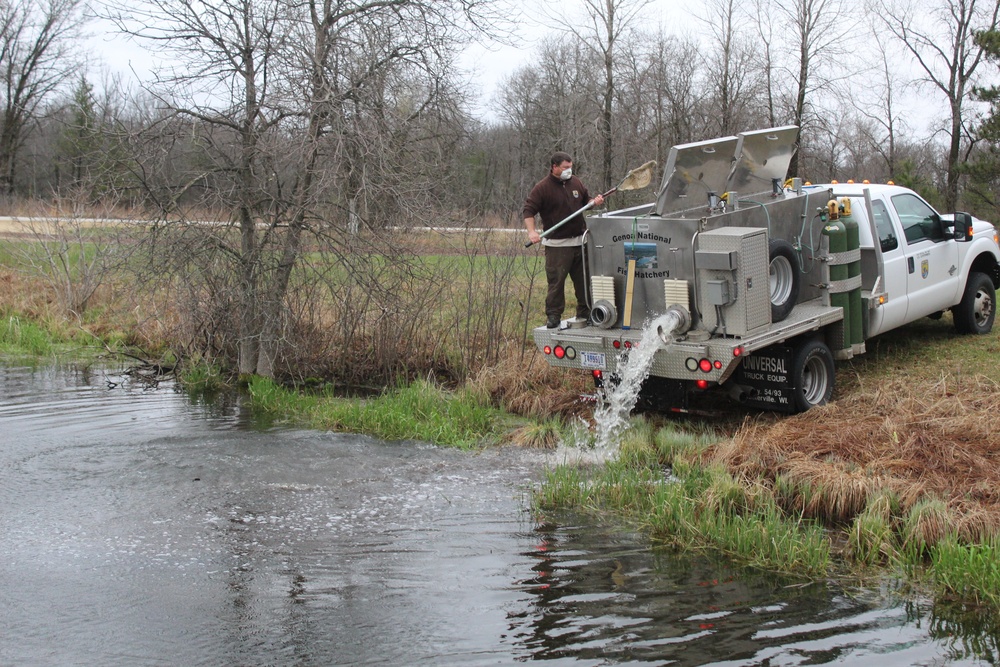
[
  {"xmin": 768, "ymin": 239, "xmax": 800, "ymax": 323},
  {"xmin": 952, "ymin": 272, "xmax": 996, "ymax": 334},
  {"xmin": 790, "ymin": 339, "xmax": 835, "ymax": 413}
]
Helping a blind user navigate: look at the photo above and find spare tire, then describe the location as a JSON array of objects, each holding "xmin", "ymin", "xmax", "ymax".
[{"xmin": 768, "ymin": 239, "xmax": 800, "ymax": 322}]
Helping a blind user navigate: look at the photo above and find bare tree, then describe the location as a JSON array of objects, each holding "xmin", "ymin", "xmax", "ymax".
[
  {"xmin": 496, "ymin": 37, "xmax": 603, "ymax": 184},
  {"xmin": 0, "ymin": 0, "xmax": 86, "ymax": 196},
  {"xmin": 847, "ymin": 30, "xmax": 912, "ymax": 178},
  {"xmin": 106, "ymin": 0, "xmax": 503, "ymax": 378},
  {"xmin": 752, "ymin": 0, "xmax": 780, "ymax": 127},
  {"xmin": 754, "ymin": 0, "xmax": 852, "ymax": 177},
  {"xmin": 878, "ymin": 0, "xmax": 1000, "ymax": 210},
  {"xmin": 698, "ymin": 0, "xmax": 767, "ymax": 135},
  {"xmin": 544, "ymin": 0, "xmax": 654, "ymax": 190},
  {"xmin": 642, "ymin": 33, "xmax": 706, "ymax": 155}
]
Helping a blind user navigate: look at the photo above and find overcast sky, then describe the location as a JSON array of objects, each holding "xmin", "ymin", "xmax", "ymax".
[
  {"xmin": 84, "ymin": 0, "xmax": 950, "ymax": 135},
  {"xmin": 459, "ymin": 0, "xmax": 687, "ymax": 119},
  {"xmin": 86, "ymin": 0, "xmax": 688, "ymax": 119}
]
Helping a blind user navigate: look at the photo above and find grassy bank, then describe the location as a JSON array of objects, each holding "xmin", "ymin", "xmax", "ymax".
[
  {"xmin": 536, "ymin": 412, "xmax": 1000, "ymax": 610},
  {"xmin": 246, "ymin": 375, "xmax": 520, "ymax": 449}
]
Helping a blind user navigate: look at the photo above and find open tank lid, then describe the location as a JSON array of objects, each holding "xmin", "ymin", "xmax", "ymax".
[
  {"xmin": 726, "ymin": 125, "xmax": 799, "ymax": 195},
  {"xmin": 653, "ymin": 135, "xmax": 740, "ymax": 216},
  {"xmin": 652, "ymin": 126, "xmax": 800, "ymax": 216}
]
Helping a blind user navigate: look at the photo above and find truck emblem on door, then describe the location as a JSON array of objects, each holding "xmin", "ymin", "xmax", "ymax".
[{"xmin": 921, "ymin": 259, "xmax": 929, "ymax": 279}]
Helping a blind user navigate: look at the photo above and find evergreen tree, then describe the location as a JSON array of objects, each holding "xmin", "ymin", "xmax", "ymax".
[
  {"xmin": 965, "ymin": 30, "xmax": 1000, "ymax": 215},
  {"xmin": 54, "ymin": 76, "xmax": 133, "ymax": 206}
]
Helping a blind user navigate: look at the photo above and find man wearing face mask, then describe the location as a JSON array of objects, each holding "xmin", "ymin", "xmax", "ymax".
[{"xmin": 523, "ymin": 152, "xmax": 605, "ymax": 329}]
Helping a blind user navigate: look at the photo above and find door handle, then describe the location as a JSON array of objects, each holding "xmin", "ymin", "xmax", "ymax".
[{"xmin": 907, "ymin": 257, "xmax": 914, "ymax": 274}]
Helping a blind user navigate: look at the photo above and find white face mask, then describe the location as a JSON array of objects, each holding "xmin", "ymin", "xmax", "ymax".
[{"xmin": 559, "ymin": 167, "xmax": 572, "ymax": 181}]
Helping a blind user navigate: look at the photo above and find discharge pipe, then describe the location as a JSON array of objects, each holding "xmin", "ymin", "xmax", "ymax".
[{"xmin": 656, "ymin": 305, "xmax": 693, "ymax": 345}]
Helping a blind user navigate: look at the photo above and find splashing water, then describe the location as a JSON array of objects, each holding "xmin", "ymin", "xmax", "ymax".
[{"xmin": 553, "ymin": 312, "xmax": 682, "ymax": 460}]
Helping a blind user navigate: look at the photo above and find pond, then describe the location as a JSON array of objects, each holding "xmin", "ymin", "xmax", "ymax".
[{"xmin": 0, "ymin": 363, "xmax": 996, "ymax": 665}]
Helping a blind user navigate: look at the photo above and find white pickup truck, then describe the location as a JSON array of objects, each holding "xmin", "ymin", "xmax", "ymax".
[
  {"xmin": 830, "ymin": 182, "xmax": 998, "ymax": 337},
  {"xmin": 532, "ymin": 127, "xmax": 1000, "ymax": 413}
]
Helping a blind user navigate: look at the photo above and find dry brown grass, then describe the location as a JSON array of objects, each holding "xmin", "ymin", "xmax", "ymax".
[
  {"xmin": 468, "ymin": 342, "xmax": 594, "ymax": 419},
  {"xmin": 710, "ymin": 374, "xmax": 1000, "ymax": 542},
  {"xmin": 0, "ymin": 268, "xmax": 54, "ymax": 316},
  {"xmin": 508, "ymin": 422, "xmax": 561, "ymax": 449}
]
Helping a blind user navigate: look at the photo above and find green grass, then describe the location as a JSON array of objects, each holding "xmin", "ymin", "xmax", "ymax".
[
  {"xmin": 0, "ymin": 315, "xmax": 55, "ymax": 355},
  {"xmin": 247, "ymin": 376, "xmax": 514, "ymax": 449},
  {"xmin": 177, "ymin": 358, "xmax": 227, "ymax": 393},
  {"xmin": 931, "ymin": 537, "xmax": 1000, "ymax": 608},
  {"xmin": 841, "ymin": 313, "xmax": 1000, "ymax": 390},
  {"xmin": 535, "ymin": 446, "xmax": 831, "ymax": 579}
]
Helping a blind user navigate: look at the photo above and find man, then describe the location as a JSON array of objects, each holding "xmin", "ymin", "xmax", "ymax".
[{"xmin": 523, "ymin": 153, "xmax": 604, "ymax": 329}]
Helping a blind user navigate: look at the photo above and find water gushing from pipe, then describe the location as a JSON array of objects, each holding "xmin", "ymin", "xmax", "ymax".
[{"xmin": 589, "ymin": 308, "xmax": 688, "ymax": 453}]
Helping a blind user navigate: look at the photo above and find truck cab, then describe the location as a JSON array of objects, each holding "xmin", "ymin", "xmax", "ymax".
[{"xmin": 820, "ymin": 183, "xmax": 1000, "ymax": 337}]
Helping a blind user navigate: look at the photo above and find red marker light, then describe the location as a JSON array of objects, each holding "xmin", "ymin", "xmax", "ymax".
[
  {"xmin": 733, "ymin": 346, "xmax": 744, "ymax": 357},
  {"xmin": 624, "ymin": 341, "xmax": 633, "ymax": 349},
  {"xmin": 543, "ymin": 345, "xmax": 552, "ymax": 355},
  {"xmin": 699, "ymin": 358, "xmax": 712, "ymax": 373},
  {"xmin": 554, "ymin": 346, "xmax": 566, "ymax": 359},
  {"xmin": 714, "ymin": 360, "xmax": 723, "ymax": 369},
  {"xmin": 613, "ymin": 340, "xmax": 622, "ymax": 349},
  {"xmin": 696, "ymin": 379, "xmax": 709, "ymax": 389}
]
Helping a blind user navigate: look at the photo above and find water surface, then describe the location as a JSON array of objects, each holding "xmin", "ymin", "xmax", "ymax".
[{"xmin": 0, "ymin": 363, "xmax": 996, "ymax": 665}]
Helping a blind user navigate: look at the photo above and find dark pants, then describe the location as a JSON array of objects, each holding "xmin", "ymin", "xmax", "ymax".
[{"xmin": 545, "ymin": 245, "xmax": 589, "ymax": 320}]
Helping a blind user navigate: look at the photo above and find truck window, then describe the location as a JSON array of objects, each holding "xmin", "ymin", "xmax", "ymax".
[
  {"xmin": 891, "ymin": 193, "xmax": 942, "ymax": 244},
  {"xmin": 870, "ymin": 199, "xmax": 898, "ymax": 252}
]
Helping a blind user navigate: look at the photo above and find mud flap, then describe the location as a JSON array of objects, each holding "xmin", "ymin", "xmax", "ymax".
[
  {"xmin": 636, "ymin": 377, "xmax": 689, "ymax": 412},
  {"xmin": 731, "ymin": 345, "xmax": 796, "ymax": 412}
]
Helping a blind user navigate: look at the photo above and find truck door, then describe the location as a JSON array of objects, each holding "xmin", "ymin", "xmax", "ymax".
[
  {"xmin": 866, "ymin": 197, "xmax": 908, "ymax": 334},
  {"xmin": 888, "ymin": 192, "xmax": 961, "ymax": 320}
]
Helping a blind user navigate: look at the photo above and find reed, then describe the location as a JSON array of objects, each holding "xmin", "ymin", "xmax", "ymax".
[
  {"xmin": 322, "ymin": 384, "xmax": 508, "ymax": 449},
  {"xmin": 931, "ymin": 537, "xmax": 1000, "ymax": 607},
  {"xmin": 247, "ymin": 375, "xmax": 321, "ymax": 416},
  {"xmin": 847, "ymin": 490, "xmax": 899, "ymax": 566},
  {"xmin": 902, "ymin": 498, "xmax": 955, "ymax": 556},
  {"xmin": 0, "ymin": 315, "xmax": 55, "ymax": 355},
  {"xmin": 692, "ymin": 502, "xmax": 831, "ymax": 576},
  {"xmin": 177, "ymin": 358, "xmax": 227, "ymax": 393},
  {"xmin": 536, "ymin": 428, "xmax": 832, "ymax": 579}
]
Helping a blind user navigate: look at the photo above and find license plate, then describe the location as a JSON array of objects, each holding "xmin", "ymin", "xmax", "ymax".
[{"xmin": 580, "ymin": 351, "xmax": 606, "ymax": 369}]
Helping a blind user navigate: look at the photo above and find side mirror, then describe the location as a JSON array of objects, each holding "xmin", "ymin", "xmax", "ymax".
[
  {"xmin": 940, "ymin": 214, "xmax": 955, "ymax": 238},
  {"xmin": 953, "ymin": 212, "xmax": 974, "ymax": 241}
]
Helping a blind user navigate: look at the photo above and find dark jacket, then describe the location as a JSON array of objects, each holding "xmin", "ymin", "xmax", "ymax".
[{"xmin": 522, "ymin": 174, "xmax": 591, "ymax": 240}]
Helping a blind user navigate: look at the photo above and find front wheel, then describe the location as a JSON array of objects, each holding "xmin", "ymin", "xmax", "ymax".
[
  {"xmin": 790, "ymin": 339, "xmax": 835, "ymax": 413},
  {"xmin": 952, "ymin": 272, "xmax": 996, "ymax": 334}
]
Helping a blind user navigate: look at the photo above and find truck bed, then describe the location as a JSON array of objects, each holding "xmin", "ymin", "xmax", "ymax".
[{"xmin": 533, "ymin": 298, "xmax": 844, "ymax": 384}]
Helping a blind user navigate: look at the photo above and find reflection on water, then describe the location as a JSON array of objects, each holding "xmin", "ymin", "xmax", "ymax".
[
  {"xmin": 0, "ymin": 362, "xmax": 998, "ymax": 665},
  {"xmin": 513, "ymin": 519, "xmax": 1000, "ymax": 665}
]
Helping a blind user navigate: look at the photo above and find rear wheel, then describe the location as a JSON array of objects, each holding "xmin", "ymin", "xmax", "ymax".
[
  {"xmin": 791, "ymin": 339, "xmax": 834, "ymax": 412},
  {"xmin": 769, "ymin": 239, "xmax": 800, "ymax": 322},
  {"xmin": 953, "ymin": 271, "xmax": 996, "ymax": 334}
]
